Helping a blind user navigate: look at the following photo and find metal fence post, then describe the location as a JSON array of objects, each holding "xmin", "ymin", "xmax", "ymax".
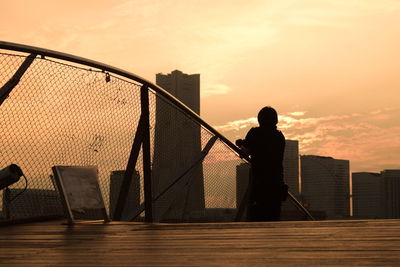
[
  {"xmin": 141, "ymin": 85, "xmax": 153, "ymax": 222},
  {"xmin": 0, "ymin": 54, "xmax": 36, "ymax": 106}
]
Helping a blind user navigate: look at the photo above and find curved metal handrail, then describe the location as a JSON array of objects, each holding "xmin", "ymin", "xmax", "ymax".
[
  {"xmin": 0, "ymin": 40, "xmax": 314, "ymax": 221},
  {"xmin": 0, "ymin": 41, "xmax": 242, "ymax": 159}
]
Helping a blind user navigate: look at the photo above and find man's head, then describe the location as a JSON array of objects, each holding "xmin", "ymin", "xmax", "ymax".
[{"xmin": 258, "ymin": 106, "xmax": 278, "ymax": 127}]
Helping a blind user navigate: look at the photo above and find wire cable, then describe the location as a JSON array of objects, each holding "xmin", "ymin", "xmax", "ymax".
[{"xmin": 8, "ymin": 175, "xmax": 28, "ymax": 203}]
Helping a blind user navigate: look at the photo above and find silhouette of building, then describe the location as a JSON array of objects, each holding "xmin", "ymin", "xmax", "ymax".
[
  {"xmin": 301, "ymin": 155, "xmax": 350, "ymax": 219},
  {"xmin": 283, "ymin": 140, "xmax": 300, "ymax": 196},
  {"xmin": 281, "ymin": 140, "xmax": 303, "ymax": 220},
  {"xmin": 382, "ymin": 170, "xmax": 400, "ymax": 219},
  {"xmin": 2, "ymin": 188, "xmax": 62, "ymax": 219},
  {"xmin": 152, "ymin": 70, "xmax": 205, "ymax": 222},
  {"xmin": 352, "ymin": 172, "xmax": 384, "ymax": 219},
  {"xmin": 109, "ymin": 170, "xmax": 141, "ymax": 221}
]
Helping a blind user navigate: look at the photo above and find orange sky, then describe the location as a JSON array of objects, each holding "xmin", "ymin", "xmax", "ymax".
[{"xmin": 1, "ymin": 0, "xmax": 400, "ymax": 172}]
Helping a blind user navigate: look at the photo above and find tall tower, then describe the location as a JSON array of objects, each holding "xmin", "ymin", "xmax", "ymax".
[
  {"xmin": 301, "ymin": 155, "xmax": 350, "ymax": 219},
  {"xmin": 152, "ymin": 70, "xmax": 205, "ymax": 222}
]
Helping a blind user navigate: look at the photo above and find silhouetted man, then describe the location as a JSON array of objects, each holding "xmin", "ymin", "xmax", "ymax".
[{"xmin": 236, "ymin": 106, "xmax": 287, "ymax": 221}]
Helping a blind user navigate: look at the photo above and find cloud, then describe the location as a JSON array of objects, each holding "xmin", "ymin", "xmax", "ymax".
[
  {"xmin": 202, "ymin": 84, "xmax": 233, "ymax": 97},
  {"xmin": 214, "ymin": 117, "xmax": 258, "ymax": 132},
  {"xmin": 214, "ymin": 107, "xmax": 400, "ymax": 172},
  {"xmin": 289, "ymin": 111, "xmax": 306, "ymax": 116}
]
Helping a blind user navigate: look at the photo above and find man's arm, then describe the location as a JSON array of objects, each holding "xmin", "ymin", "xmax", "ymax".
[{"xmin": 238, "ymin": 127, "xmax": 256, "ymax": 157}]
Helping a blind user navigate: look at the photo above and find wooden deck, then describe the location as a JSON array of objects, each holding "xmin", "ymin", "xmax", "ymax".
[{"xmin": 1, "ymin": 219, "xmax": 400, "ymax": 266}]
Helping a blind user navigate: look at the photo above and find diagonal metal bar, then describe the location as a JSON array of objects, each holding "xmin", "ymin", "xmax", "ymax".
[
  {"xmin": 128, "ymin": 202, "xmax": 145, "ymax": 221},
  {"xmin": 141, "ymin": 84, "xmax": 153, "ymax": 222},
  {"xmin": 113, "ymin": 116, "xmax": 145, "ymax": 221},
  {"xmin": 287, "ymin": 192, "xmax": 315, "ymax": 220},
  {"xmin": 0, "ymin": 53, "xmax": 36, "ymax": 106},
  {"xmin": 129, "ymin": 136, "xmax": 218, "ymax": 222}
]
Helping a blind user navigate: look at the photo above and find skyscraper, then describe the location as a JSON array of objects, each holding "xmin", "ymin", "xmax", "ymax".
[
  {"xmin": 301, "ymin": 155, "xmax": 350, "ymax": 219},
  {"xmin": 352, "ymin": 172, "xmax": 384, "ymax": 219},
  {"xmin": 283, "ymin": 140, "xmax": 300, "ymax": 197},
  {"xmin": 281, "ymin": 140, "xmax": 302, "ymax": 220},
  {"xmin": 382, "ymin": 170, "xmax": 400, "ymax": 219},
  {"xmin": 152, "ymin": 70, "xmax": 205, "ymax": 222}
]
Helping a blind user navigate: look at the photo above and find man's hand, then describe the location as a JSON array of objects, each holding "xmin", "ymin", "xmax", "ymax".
[{"xmin": 239, "ymin": 145, "xmax": 250, "ymax": 157}]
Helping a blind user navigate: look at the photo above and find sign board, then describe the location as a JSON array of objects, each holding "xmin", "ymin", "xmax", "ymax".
[{"xmin": 52, "ymin": 166, "xmax": 109, "ymax": 224}]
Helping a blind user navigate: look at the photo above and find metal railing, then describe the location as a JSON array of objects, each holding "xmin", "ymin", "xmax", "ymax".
[{"xmin": 0, "ymin": 41, "xmax": 313, "ymax": 223}]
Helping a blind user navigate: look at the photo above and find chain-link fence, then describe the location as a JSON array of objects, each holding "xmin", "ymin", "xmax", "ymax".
[
  {"xmin": 0, "ymin": 50, "xmax": 145, "ymax": 223},
  {"xmin": 0, "ymin": 43, "xmax": 311, "ymax": 224}
]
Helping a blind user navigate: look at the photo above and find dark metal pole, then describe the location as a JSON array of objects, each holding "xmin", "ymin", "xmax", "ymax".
[
  {"xmin": 0, "ymin": 53, "xmax": 36, "ymax": 106},
  {"xmin": 288, "ymin": 192, "xmax": 315, "ymax": 220},
  {"xmin": 141, "ymin": 85, "xmax": 153, "ymax": 222}
]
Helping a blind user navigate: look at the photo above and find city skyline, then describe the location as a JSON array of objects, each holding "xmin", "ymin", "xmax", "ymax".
[{"xmin": 3, "ymin": 40, "xmax": 397, "ymax": 225}]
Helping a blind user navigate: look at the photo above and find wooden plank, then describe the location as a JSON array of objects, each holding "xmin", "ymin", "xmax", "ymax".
[{"xmin": 0, "ymin": 220, "xmax": 400, "ymax": 266}]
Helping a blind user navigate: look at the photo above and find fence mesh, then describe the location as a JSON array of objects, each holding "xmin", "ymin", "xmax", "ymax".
[
  {"xmin": 0, "ymin": 49, "xmax": 305, "ymax": 224},
  {"xmin": 0, "ymin": 50, "xmax": 249, "ymax": 223},
  {"xmin": 0, "ymin": 51, "xmax": 144, "ymax": 222}
]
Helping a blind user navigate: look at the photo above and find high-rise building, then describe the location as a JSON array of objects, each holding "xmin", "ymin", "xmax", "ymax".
[
  {"xmin": 152, "ymin": 70, "xmax": 205, "ymax": 222},
  {"xmin": 156, "ymin": 70, "xmax": 201, "ymax": 114},
  {"xmin": 382, "ymin": 170, "xmax": 400, "ymax": 219},
  {"xmin": 109, "ymin": 170, "xmax": 141, "ymax": 221},
  {"xmin": 283, "ymin": 140, "xmax": 300, "ymax": 197},
  {"xmin": 301, "ymin": 155, "xmax": 350, "ymax": 219},
  {"xmin": 352, "ymin": 172, "xmax": 384, "ymax": 219},
  {"xmin": 281, "ymin": 140, "xmax": 303, "ymax": 220}
]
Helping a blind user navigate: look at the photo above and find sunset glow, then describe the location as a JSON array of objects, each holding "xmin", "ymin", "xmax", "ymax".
[{"xmin": 1, "ymin": 0, "xmax": 399, "ymax": 172}]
